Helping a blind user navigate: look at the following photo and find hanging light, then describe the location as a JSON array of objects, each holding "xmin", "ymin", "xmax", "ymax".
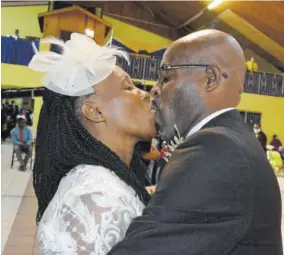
[{"xmin": 208, "ymin": 0, "xmax": 224, "ymax": 10}]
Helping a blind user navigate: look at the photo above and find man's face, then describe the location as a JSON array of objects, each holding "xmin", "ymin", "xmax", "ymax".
[
  {"xmin": 253, "ymin": 124, "xmax": 261, "ymax": 134},
  {"xmin": 18, "ymin": 119, "xmax": 26, "ymax": 128},
  {"xmin": 151, "ymin": 55, "xmax": 204, "ymax": 141}
]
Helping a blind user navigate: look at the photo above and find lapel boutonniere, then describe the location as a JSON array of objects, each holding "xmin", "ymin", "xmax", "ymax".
[{"xmin": 160, "ymin": 124, "xmax": 185, "ymax": 162}]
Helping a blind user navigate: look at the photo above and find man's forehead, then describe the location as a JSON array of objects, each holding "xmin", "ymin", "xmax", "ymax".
[
  {"xmin": 161, "ymin": 42, "xmax": 193, "ymax": 65},
  {"xmin": 161, "ymin": 51, "xmax": 178, "ymax": 67},
  {"xmin": 162, "ymin": 46, "xmax": 177, "ymax": 64}
]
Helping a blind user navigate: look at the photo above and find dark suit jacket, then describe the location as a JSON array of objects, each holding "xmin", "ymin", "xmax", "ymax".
[
  {"xmin": 257, "ymin": 131, "xmax": 268, "ymax": 152},
  {"xmin": 109, "ymin": 110, "xmax": 282, "ymax": 255}
]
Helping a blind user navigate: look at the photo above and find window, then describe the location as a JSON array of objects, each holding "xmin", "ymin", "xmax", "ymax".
[{"xmin": 239, "ymin": 111, "xmax": 262, "ymax": 127}]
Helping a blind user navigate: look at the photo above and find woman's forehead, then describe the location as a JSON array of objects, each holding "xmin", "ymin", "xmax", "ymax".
[
  {"xmin": 93, "ymin": 68, "xmax": 131, "ymax": 96},
  {"xmin": 113, "ymin": 66, "xmax": 131, "ymax": 81}
]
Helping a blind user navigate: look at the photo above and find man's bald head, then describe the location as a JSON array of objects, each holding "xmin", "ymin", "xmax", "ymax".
[
  {"xmin": 152, "ymin": 29, "xmax": 246, "ymax": 141},
  {"xmin": 165, "ymin": 30, "xmax": 244, "ymax": 65}
]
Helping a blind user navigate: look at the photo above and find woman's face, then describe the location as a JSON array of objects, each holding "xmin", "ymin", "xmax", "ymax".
[{"xmin": 87, "ymin": 67, "xmax": 157, "ymax": 141}]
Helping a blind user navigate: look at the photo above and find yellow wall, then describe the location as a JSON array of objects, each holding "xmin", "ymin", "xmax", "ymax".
[
  {"xmin": 238, "ymin": 93, "xmax": 284, "ymax": 143},
  {"xmin": 2, "ymin": 64, "xmax": 43, "ymax": 89},
  {"xmin": 103, "ymin": 16, "xmax": 171, "ymax": 52},
  {"xmin": 1, "ymin": 5, "xmax": 48, "ymax": 38},
  {"xmin": 244, "ymin": 49, "xmax": 282, "ymax": 75},
  {"xmin": 32, "ymin": 97, "xmax": 43, "ymax": 138}
]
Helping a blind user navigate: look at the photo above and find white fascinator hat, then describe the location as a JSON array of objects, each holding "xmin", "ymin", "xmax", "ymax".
[{"xmin": 29, "ymin": 33, "xmax": 129, "ymax": 96}]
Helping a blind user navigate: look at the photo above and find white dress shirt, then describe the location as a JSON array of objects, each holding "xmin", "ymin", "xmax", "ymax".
[{"xmin": 186, "ymin": 108, "xmax": 234, "ymax": 139}]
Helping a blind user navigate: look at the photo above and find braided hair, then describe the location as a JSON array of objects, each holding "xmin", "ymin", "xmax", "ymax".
[{"xmin": 33, "ymin": 89, "xmax": 151, "ymax": 223}]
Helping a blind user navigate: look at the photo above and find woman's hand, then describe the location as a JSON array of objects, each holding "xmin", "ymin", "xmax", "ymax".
[{"xmin": 145, "ymin": 186, "xmax": 156, "ymax": 195}]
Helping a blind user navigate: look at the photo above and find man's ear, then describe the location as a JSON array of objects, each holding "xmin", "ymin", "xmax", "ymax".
[
  {"xmin": 205, "ymin": 65, "xmax": 222, "ymax": 92},
  {"xmin": 81, "ymin": 103, "xmax": 105, "ymax": 123}
]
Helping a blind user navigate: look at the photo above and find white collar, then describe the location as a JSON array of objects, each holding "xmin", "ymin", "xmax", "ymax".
[{"xmin": 186, "ymin": 108, "xmax": 234, "ymax": 139}]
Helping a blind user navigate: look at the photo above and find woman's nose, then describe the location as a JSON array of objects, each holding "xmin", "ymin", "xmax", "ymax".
[
  {"xmin": 150, "ymin": 84, "xmax": 161, "ymax": 98},
  {"xmin": 142, "ymin": 90, "xmax": 151, "ymax": 102}
]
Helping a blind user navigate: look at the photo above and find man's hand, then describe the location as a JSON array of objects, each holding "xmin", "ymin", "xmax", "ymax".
[{"xmin": 21, "ymin": 143, "xmax": 28, "ymax": 149}]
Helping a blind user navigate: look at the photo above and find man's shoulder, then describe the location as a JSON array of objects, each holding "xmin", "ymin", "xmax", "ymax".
[
  {"xmin": 182, "ymin": 126, "xmax": 240, "ymax": 149},
  {"xmin": 24, "ymin": 127, "xmax": 32, "ymax": 132},
  {"xmin": 10, "ymin": 127, "xmax": 17, "ymax": 133},
  {"xmin": 162, "ymin": 126, "xmax": 252, "ymax": 190},
  {"xmin": 261, "ymin": 131, "xmax": 267, "ymax": 138}
]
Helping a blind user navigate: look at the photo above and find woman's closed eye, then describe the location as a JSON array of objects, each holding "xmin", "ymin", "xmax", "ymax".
[
  {"xmin": 124, "ymin": 78, "xmax": 135, "ymax": 91},
  {"xmin": 125, "ymin": 86, "xmax": 134, "ymax": 91}
]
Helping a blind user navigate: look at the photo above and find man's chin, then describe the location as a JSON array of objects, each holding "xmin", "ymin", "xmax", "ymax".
[
  {"xmin": 155, "ymin": 118, "xmax": 172, "ymax": 142},
  {"xmin": 156, "ymin": 127, "xmax": 175, "ymax": 143},
  {"xmin": 156, "ymin": 128, "xmax": 169, "ymax": 143}
]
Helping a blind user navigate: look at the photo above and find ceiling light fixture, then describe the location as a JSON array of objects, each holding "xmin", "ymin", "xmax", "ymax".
[
  {"xmin": 177, "ymin": 0, "xmax": 225, "ymax": 29},
  {"xmin": 208, "ymin": 0, "xmax": 224, "ymax": 10},
  {"xmin": 85, "ymin": 28, "xmax": 94, "ymax": 38}
]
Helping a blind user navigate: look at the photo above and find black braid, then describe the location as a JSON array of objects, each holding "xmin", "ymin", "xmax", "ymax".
[{"xmin": 33, "ymin": 89, "xmax": 151, "ymax": 223}]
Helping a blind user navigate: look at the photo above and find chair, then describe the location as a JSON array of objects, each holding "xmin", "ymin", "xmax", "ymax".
[
  {"xmin": 267, "ymin": 150, "xmax": 283, "ymax": 170},
  {"xmin": 11, "ymin": 143, "xmax": 34, "ymax": 170}
]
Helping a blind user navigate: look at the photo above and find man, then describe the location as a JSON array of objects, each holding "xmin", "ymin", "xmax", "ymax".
[
  {"xmin": 109, "ymin": 30, "xmax": 282, "ymax": 254},
  {"xmin": 254, "ymin": 123, "xmax": 267, "ymax": 152},
  {"xmin": 10, "ymin": 116, "xmax": 33, "ymax": 171},
  {"xmin": 9, "ymin": 29, "xmax": 20, "ymax": 40},
  {"xmin": 246, "ymin": 56, "xmax": 258, "ymax": 72}
]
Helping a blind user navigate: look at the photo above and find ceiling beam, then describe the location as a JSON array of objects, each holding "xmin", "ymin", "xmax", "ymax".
[{"xmin": 218, "ymin": 9, "xmax": 284, "ymax": 61}]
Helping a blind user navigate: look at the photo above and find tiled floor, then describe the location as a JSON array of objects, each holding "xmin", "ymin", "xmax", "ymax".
[
  {"xmin": 1, "ymin": 142, "xmax": 38, "ymax": 254},
  {"xmin": 1, "ymin": 142, "xmax": 284, "ymax": 254}
]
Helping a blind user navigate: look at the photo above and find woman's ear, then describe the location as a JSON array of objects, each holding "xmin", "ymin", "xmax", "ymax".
[
  {"xmin": 205, "ymin": 65, "xmax": 222, "ymax": 92},
  {"xmin": 81, "ymin": 103, "xmax": 105, "ymax": 123}
]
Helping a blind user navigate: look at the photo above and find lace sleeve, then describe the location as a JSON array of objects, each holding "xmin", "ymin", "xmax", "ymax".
[
  {"xmin": 38, "ymin": 166, "xmax": 145, "ymax": 255},
  {"xmin": 39, "ymin": 190, "xmax": 143, "ymax": 255}
]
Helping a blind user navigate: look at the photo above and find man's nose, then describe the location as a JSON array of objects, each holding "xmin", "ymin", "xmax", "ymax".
[{"xmin": 150, "ymin": 84, "xmax": 161, "ymax": 98}]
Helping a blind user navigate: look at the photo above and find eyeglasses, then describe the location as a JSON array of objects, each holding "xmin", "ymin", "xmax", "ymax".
[{"xmin": 157, "ymin": 64, "xmax": 229, "ymax": 85}]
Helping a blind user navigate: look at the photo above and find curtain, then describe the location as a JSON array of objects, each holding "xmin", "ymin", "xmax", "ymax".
[{"xmin": 1, "ymin": 36, "xmax": 39, "ymax": 66}]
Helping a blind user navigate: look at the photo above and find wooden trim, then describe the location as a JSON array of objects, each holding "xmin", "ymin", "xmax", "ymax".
[
  {"xmin": 1, "ymin": 1, "xmax": 48, "ymax": 7},
  {"xmin": 38, "ymin": 5, "xmax": 112, "ymax": 28}
]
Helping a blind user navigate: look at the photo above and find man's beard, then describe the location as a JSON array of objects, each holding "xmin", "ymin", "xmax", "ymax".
[
  {"xmin": 155, "ymin": 121, "xmax": 165, "ymax": 140},
  {"xmin": 155, "ymin": 119, "xmax": 174, "ymax": 143},
  {"xmin": 155, "ymin": 105, "xmax": 179, "ymax": 143}
]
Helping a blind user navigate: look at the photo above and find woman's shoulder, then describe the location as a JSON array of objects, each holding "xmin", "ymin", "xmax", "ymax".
[
  {"xmin": 60, "ymin": 164, "xmax": 137, "ymax": 197},
  {"xmin": 38, "ymin": 165, "xmax": 145, "ymax": 254}
]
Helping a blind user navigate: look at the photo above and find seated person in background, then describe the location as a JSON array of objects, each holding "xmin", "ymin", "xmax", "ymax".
[
  {"xmin": 254, "ymin": 123, "xmax": 267, "ymax": 152},
  {"xmin": 10, "ymin": 116, "xmax": 33, "ymax": 171},
  {"xmin": 271, "ymin": 134, "xmax": 283, "ymax": 152}
]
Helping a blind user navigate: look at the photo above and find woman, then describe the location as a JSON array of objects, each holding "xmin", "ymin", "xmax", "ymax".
[
  {"xmin": 29, "ymin": 33, "xmax": 156, "ymax": 254},
  {"xmin": 270, "ymin": 134, "xmax": 282, "ymax": 152}
]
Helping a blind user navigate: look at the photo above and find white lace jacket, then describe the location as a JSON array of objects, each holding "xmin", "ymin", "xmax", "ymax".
[{"xmin": 38, "ymin": 165, "xmax": 145, "ymax": 255}]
